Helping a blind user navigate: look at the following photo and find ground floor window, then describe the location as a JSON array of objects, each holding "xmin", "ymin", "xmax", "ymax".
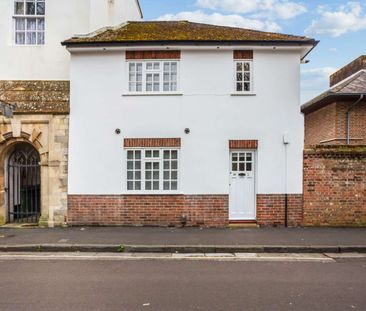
[{"xmin": 126, "ymin": 148, "xmax": 179, "ymax": 191}]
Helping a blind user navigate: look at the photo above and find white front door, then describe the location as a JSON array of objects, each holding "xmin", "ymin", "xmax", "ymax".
[{"xmin": 229, "ymin": 151, "xmax": 256, "ymax": 220}]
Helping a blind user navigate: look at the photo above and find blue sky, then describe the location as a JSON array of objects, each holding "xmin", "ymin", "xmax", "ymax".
[{"xmin": 139, "ymin": 0, "xmax": 366, "ymax": 103}]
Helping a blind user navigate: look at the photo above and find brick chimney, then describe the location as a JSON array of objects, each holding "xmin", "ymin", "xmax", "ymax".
[{"xmin": 330, "ymin": 55, "xmax": 366, "ymax": 87}]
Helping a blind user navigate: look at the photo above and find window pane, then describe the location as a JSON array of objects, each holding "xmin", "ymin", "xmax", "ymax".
[
  {"xmin": 246, "ymin": 163, "xmax": 252, "ymax": 172},
  {"xmin": 135, "ymin": 161, "xmax": 141, "ymax": 170},
  {"xmin": 15, "ymin": 18, "xmax": 25, "ymax": 30},
  {"xmin": 37, "ymin": 32, "xmax": 44, "ymax": 45},
  {"xmin": 153, "ymin": 181, "xmax": 159, "ymax": 190},
  {"xmin": 27, "ymin": 18, "xmax": 36, "ymax": 30},
  {"xmin": 153, "ymin": 150, "xmax": 159, "ymax": 158},
  {"xmin": 145, "ymin": 171, "xmax": 152, "ymax": 180},
  {"xmin": 171, "ymin": 62, "xmax": 177, "ymax": 72},
  {"xmin": 163, "ymin": 171, "xmax": 169, "ymax": 179},
  {"xmin": 145, "ymin": 181, "xmax": 151, "ymax": 190},
  {"xmin": 135, "ymin": 151, "xmax": 141, "ymax": 159},
  {"xmin": 164, "ymin": 161, "xmax": 170, "ymax": 169},
  {"xmin": 26, "ymin": 32, "xmax": 36, "ymax": 44},
  {"xmin": 236, "ymin": 83, "xmax": 243, "ymax": 92},
  {"xmin": 129, "ymin": 63, "xmax": 135, "ymax": 71},
  {"xmin": 244, "ymin": 73, "xmax": 250, "ymax": 81},
  {"xmin": 244, "ymin": 63, "xmax": 250, "ymax": 71},
  {"xmin": 172, "ymin": 151, "xmax": 178, "ymax": 159},
  {"xmin": 136, "ymin": 63, "xmax": 142, "ymax": 72},
  {"xmin": 153, "ymin": 62, "xmax": 160, "ymax": 70},
  {"xmin": 127, "ymin": 161, "xmax": 133, "ymax": 169},
  {"xmin": 244, "ymin": 83, "xmax": 250, "ymax": 91},
  {"xmin": 127, "ymin": 171, "xmax": 133, "ymax": 180},
  {"xmin": 171, "ymin": 171, "xmax": 178, "ymax": 180},
  {"xmin": 26, "ymin": 2, "xmax": 35, "ymax": 15},
  {"xmin": 171, "ymin": 161, "xmax": 177, "ymax": 170},
  {"xmin": 236, "ymin": 62, "xmax": 243, "ymax": 71},
  {"xmin": 15, "ymin": 32, "xmax": 25, "ymax": 44},
  {"xmin": 153, "ymin": 171, "xmax": 159, "ymax": 180},
  {"xmin": 135, "ymin": 181, "xmax": 141, "ymax": 190},
  {"xmin": 237, "ymin": 73, "xmax": 243, "ymax": 82},
  {"xmin": 153, "ymin": 162, "xmax": 159, "ymax": 170},
  {"xmin": 171, "ymin": 181, "xmax": 178, "ymax": 190},
  {"xmin": 146, "ymin": 63, "xmax": 153, "ymax": 70},
  {"xmin": 164, "ymin": 151, "xmax": 170, "ymax": 159},
  {"xmin": 127, "ymin": 181, "xmax": 133, "ymax": 190},
  {"xmin": 163, "ymin": 63, "xmax": 170, "ymax": 71},
  {"xmin": 145, "ymin": 150, "xmax": 152, "ymax": 158},
  {"xmin": 36, "ymin": 2, "xmax": 45, "ymax": 15},
  {"xmin": 164, "ymin": 181, "xmax": 170, "ymax": 190},
  {"xmin": 15, "ymin": 2, "xmax": 24, "ymax": 14},
  {"xmin": 146, "ymin": 162, "xmax": 152, "ymax": 170},
  {"xmin": 239, "ymin": 163, "xmax": 245, "ymax": 172},
  {"xmin": 135, "ymin": 171, "xmax": 141, "ymax": 180}
]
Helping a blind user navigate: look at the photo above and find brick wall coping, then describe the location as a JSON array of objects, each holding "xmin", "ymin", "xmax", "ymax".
[{"xmin": 304, "ymin": 145, "xmax": 366, "ymax": 157}]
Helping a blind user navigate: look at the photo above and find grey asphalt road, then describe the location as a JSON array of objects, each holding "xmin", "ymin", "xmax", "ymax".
[{"xmin": 0, "ymin": 259, "xmax": 365, "ymax": 311}]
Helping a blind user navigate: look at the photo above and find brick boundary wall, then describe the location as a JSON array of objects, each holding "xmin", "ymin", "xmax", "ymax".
[
  {"xmin": 68, "ymin": 195, "xmax": 229, "ymax": 227},
  {"xmin": 256, "ymin": 194, "xmax": 303, "ymax": 227},
  {"xmin": 303, "ymin": 146, "xmax": 366, "ymax": 227}
]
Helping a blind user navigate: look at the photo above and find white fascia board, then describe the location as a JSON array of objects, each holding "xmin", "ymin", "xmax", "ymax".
[{"xmin": 67, "ymin": 44, "xmax": 314, "ymax": 55}]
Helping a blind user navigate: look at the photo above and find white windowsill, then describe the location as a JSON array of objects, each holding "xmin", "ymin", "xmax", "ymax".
[
  {"xmin": 122, "ymin": 93, "xmax": 183, "ymax": 97},
  {"xmin": 124, "ymin": 191, "xmax": 183, "ymax": 195},
  {"xmin": 231, "ymin": 93, "xmax": 256, "ymax": 96}
]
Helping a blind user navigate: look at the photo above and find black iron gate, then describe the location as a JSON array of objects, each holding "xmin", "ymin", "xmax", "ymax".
[{"xmin": 7, "ymin": 143, "xmax": 41, "ymax": 223}]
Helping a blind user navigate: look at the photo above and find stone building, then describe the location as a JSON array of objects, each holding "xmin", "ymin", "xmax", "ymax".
[{"xmin": 0, "ymin": 0, "xmax": 142, "ymax": 226}]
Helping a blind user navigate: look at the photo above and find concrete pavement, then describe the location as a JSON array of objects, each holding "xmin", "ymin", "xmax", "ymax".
[
  {"xmin": 1, "ymin": 226, "xmax": 366, "ymax": 253},
  {"xmin": 0, "ymin": 258, "xmax": 365, "ymax": 310}
]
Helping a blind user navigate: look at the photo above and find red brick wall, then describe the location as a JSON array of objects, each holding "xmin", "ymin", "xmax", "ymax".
[
  {"xmin": 303, "ymin": 147, "xmax": 366, "ymax": 226},
  {"xmin": 126, "ymin": 51, "xmax": 181, "ymax": 60},
  {"xmin": 68, "ymin": 195, "xmax": 228, "ymax": 227},
  {"xmin": 229, "ymin": 140, "xmax": 258, "ymax": 150},
  {"xmin": 257, "ymin": 194, "xmax": 303, "ymax": 227},
  {"xmin": 124, "ymin": 138, "xmax": 181, "ymax": 148},
  {"xmin": 304, "ymin": 101, "xmax": 366, "ymax": 147}
]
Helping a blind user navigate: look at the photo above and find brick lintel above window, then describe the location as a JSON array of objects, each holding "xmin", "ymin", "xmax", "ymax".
[
  {"xmin": 229, "ymin": 140, "xmax": 258, "ymax": 150},
  {"xmin": 234, "ymin": 50, "xmax": 253, "ymax": 60},
  {"xmin": 124, "ymin": 138, "xmax": 181, "ymax": 148},
  {"xmin": 126, "ymin": 51, "xmax": 181, "ymax": 60}
]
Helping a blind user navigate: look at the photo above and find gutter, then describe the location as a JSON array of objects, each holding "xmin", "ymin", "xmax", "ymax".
[
  {"xmin": 61, "ymin": 39, "xmax": 317, "ymax": 48},
  {"xmin": 346, "ymin": 94, "xmax": 365, "ymax": 145}
]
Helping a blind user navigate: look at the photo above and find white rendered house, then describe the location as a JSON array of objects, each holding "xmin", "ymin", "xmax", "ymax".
[
  {"xmin": 64, "ymin": 21, "xmax": 317, "ymax": 227},
  {"xmin": 0, "ymin": 0, "xmax": 142, "ymax": 226}
]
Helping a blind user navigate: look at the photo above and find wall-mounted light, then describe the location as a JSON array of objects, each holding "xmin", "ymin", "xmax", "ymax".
[
  {"xmin": 184, "ymin": 128, "xmax": 190, "ymax": 134},
  {"xmin": 115, "ymin": 128, "xmax": 121, "ymax": 135}
]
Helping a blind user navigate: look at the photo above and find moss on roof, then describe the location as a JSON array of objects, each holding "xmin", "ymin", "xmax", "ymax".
[{"xmin": 63, "ymin": 21, "xmax": 315, "ymax": 45}]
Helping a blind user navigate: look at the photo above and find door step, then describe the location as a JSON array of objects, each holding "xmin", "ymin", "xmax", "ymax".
[
  {"xmin": 1, "ymin": 223, "xmax": 39, "ymax": 229},
  {"xmin": 229, "ymin": 221, "xmax": 258, "ymax": 228}
]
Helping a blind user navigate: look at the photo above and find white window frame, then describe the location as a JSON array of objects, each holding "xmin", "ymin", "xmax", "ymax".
[
  {"xmin": 125, "ymin": 148, "xmax": 180, "ymax": 194},
  {"xmin": 233, "ymin": 60, "xmax": 254, "ymax": 94},
  {"xmin": 13, "ymin": 0, "xmax": 45, "ymax": 46},
  {"xmin": 126, "ymin": 59, "xmax": 180, "ymax": 95}
]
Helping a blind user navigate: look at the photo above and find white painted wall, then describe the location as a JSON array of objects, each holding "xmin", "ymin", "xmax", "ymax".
[
  {"xmin": 68, "ymin": 48, "xmax": 304, "ymax": 195},
  {"xmin": 0, "ymin": 0, "xmax": 141, "ymax": 80}
]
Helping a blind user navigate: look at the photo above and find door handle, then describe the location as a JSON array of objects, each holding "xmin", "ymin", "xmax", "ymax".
[{"xmin": 239, "ymin": 173, "xmax": 246, "ymax": 177}]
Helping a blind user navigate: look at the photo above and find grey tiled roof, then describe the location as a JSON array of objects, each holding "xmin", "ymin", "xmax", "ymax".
[{"xmin": 302, "ymin": 70, "xmax": 366, "ymax": 113}]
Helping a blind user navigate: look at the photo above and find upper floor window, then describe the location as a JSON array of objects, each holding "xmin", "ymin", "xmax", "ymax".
[
  {"xmin": 14, "ymin": 0, "xmax": 45, "ymax": 45},
  {"xmin": 235, "ymin": 60, "xmax": 252, "ymax": 92},
  {"xmin": 128, "ymin": 61, "xmax": 179, "ymax": 93}
]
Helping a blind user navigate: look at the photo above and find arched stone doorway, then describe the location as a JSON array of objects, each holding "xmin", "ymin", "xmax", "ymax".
[{"xmin": 6, "ymin": 143, "xmax": 41, "ymax": 223}]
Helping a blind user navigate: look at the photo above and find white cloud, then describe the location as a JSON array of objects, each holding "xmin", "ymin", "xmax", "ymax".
[
  {"xmin": 157, "ymin": 10, "xmax": 282, "ymax": 32},
  {"xmin": 305, "ymin": 2, "xmax": 366, "ymax": 37},
  {"xmin": 196, "ymin": 0, "xmax": 307, "ymax": 20},
  {"xmin": 301, "ymin": 67, "xmax": 337, "ymax": 103}
]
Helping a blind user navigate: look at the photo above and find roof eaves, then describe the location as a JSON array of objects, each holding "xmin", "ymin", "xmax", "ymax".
[
  {"xmin": 62, "ymin": 38, "xmax": 317, "ymax": 47},
  {"xmin": 301, "ymin": 92, "xmax": 366, "ymax": 113}
]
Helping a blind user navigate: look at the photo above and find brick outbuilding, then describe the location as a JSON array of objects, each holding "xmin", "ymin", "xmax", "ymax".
[{"xmin": 302, "ymin": 56, "xmax": 366, "ymax": 227}]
